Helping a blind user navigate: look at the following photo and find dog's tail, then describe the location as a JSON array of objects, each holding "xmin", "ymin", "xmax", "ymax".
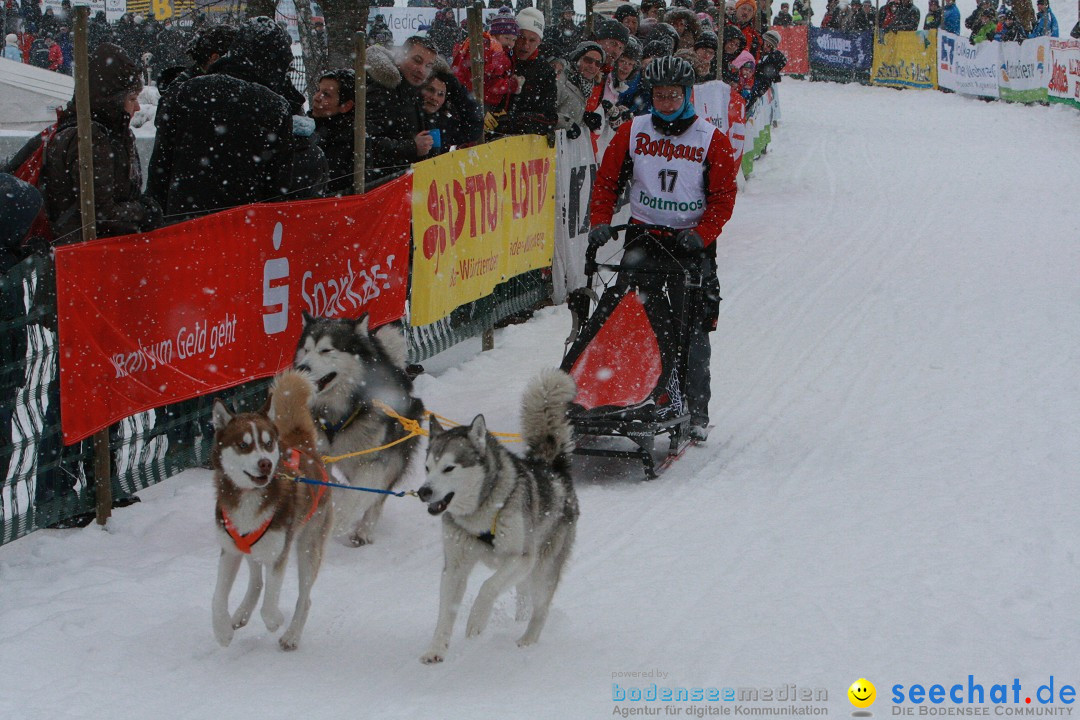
[
  {"xmin": 269, "ymin": 370, "xmax": 319, "ymax": 451},
  {"xmin": 520, "ymin": 369, "xmax": 577, "ymax": 469}
]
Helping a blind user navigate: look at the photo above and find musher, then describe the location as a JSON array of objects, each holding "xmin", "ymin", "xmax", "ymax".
[{"xmin": 588, "ymin": 56, "xmax": 739, "ymax": 441}]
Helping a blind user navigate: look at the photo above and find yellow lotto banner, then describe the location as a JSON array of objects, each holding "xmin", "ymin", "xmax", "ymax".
[
  {"xmin": 410, "ymin": 135, "xmax": 555, "ymax": 327},
  {"xmin": 871, "ymin": 30, "xmax": 939, "ymax": 90}
]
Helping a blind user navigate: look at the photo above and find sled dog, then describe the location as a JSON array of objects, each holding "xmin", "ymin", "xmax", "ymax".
[
  {"xmin": 293, "ymin": 313, "xmax": 425, "ymax": 546},
  {"xmin": 210, "ymin": 370, "xmax": 332, "ymax": 651},
  {"xmin": 418, "ymin": 369, "xmax": 579, "ymax": 663}
]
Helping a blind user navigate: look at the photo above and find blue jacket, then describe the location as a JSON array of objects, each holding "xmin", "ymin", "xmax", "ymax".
[
  {"xmin": 1030, "ymin": 9, "xmax": 1059, "ymax": 37},
  {"xmin": 943, "ymin": 4, "xmax": 961, "ymax": 34}
]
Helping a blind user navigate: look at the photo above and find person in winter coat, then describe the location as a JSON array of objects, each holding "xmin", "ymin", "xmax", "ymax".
[
  {"xmin": 594, "ymin": 17, "xmax": 630, "ymax": 68},
  {"xmin": 693, "ymin": 29, "xmax": 718, "ymax": 82},
  {"xmin": 792, "ymin": 0, "xmax": 814, "ymax": 24},
  {"xmin": 363, "ymin": 36, "xmax": 439, "ymax": 184},
  {"xmin": 733, "ymin": 0, "xmax": 763, "ymax": 61},
  {"xmin": 774, "ymin": 3, "xmax": 795, "ymax": 25},
  {"xmin": 430, "ymin": 7, "xmax": 464, "ymax": 58},
  {"xmin": 615, "ymin": 39, "xmax": 648, "ymax": 119},
  {"xmin": 996, "ymin": 11, "xmax": 1028, "ymax": 41},
  {"xmin": 496, "ymin": 8, "xmax": 557, "ymax": 136},
  {"xmin": 3, "ymin": 32, "xmax": 20, "ymax": 60},
  {"xmin": 970, "ymin": 8, "xmax": 998, "ymax": 42},
  {"xmin": 893, "ymin": 0, "xmax": 921, "ymax": 30},
  {"xmin": 420, "ymin": 68, "xmax": 484, "ymax": 156},
  {"xmin": 721, "ymin": 23, "xmax": 746, "ymax": 84},
  {"xmin": 1029, "ymin": 0, "xmax": 1059, "ymax": 37},
  {"xmin": 44, "ymin": 34, "xmax": 62, "ymax": 71},
  {"xmin": 588, "ymin": 56, "xmax": 738, "ymax": 441},
  {"xmin": 749, "ymin": 30, "xmax": 786, "ymax": 106},
  {"xmin": 452, "ymin": 15, "xmax": 518, "ymax": 112},
  {"xmin": 943, "ymin": 0, "xmax": 962, "ymax": 34},
  {"xmin": 615, "ymin": 3, "xmax": 641, "ymax": 36},
  {"xmin": 148, "ymin": 17, "xmax": 304, "ymax": 220},
  {"xmin": 555, "ymin": 41, "xmax": 604, "ymax": 132},
  {"xmin": 732, "ymin": 50, "xmax": 755, "ymax": 101},
  {"xmin": 544, "ymin": 6, "xmax": 583, "ymax": 59},
  {"xmin": 924, "ymin": 0, "xmax": 942, "ymax": 29},
  {"xmin": 965, "ymin": 0, "xmax": 994, "ymax": 31},
  {"xmin": 310, "ymin": 69, "xmax": 357, "ymax": 195}
]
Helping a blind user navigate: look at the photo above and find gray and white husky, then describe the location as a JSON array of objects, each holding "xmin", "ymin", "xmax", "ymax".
[
  {"xmin": 418, "ymin": 369, "xmax": 579, "ymax": 663},
  {"xmin": 293, "ymin": 313, "xmax": 425, "ymax": 547}
]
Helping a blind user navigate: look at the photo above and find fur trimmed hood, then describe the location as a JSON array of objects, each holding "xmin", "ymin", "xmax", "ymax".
[
  {"xmin": 367, "ymin": 44, "xmax": 452, "ymax": 91},
  {"xmin": 663, "ymin": 7, "xmax": 702, "ymax": 38}
]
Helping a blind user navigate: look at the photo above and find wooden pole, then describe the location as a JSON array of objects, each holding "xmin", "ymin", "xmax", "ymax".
[
  {"xmin": 73, "ymin": 5, "xmax": 112, "ymax": 527},
  {"xmin": 585, "ymin": 0, "xmax": 595, "ymax": 36},
  {"xmin": 353, "ymin": 31, "xmax": 366, "ymax": 194},
  {"xmin": 467, "ymin": 2, "xmax": 485, "ymax": 106}
]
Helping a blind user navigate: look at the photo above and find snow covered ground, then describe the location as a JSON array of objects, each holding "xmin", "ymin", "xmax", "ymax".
[{"xmin": 2, "ymin": 79, "xmax": 1079, "ymax": 720}]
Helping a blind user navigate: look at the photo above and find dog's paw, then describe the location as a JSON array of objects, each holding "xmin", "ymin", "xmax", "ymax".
[
  {"xmin": 279, "ymin": 632, "xmax": 300, "ymax": 652},
  {"xmin": 516, "ymin": 633, "xmax": 539, "ymax": 648},
  {"xmin": 345, "ymin": 532, "xmax": 371, "ymax": 547},
  {"xmin": 262, "ymin": 607, "xmax": 284, "ymax": 632},
  {"xmin": 231, "ymin": 610, "xmax": 252, "ymax": 630},
  {"xmin": 420, "ymin": 650, "xmax": 445, "ymax": 664},
  {"xmin": 213, "ymin": 618, "xmax": 235, "ymax": 648},
  {"xmin": 465, "ymin": 616, "xmax": 488, "ymax": 638}
]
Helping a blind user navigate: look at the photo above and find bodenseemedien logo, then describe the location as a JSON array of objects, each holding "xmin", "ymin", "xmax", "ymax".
[{"xmin": 849, "ymin": 678, "xmax": 876, "ymax": 717}]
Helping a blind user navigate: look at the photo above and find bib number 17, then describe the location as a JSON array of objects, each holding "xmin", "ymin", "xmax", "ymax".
[{"xmin": 658, "ymin": 169, "xmax": 678, "ymax": 193}]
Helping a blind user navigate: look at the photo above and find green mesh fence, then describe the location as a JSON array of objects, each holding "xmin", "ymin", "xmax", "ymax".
[{"xmin": 0, "ymin": 255, "xmax": 550, "ymax": 546}]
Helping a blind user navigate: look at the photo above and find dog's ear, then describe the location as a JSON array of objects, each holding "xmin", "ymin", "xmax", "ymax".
[
  {"xmin": 302, "ymin": 310, "xmax": 316, "ymax": 327},
  {"xmin": 428, "ymin": 415, "xmax": 443, "ymax": 439},
  {"xmin": 373, "ymin": 321, "xmax": 408, "ymax": 369},
  {"xmin": 261, "ymin": 393, "xmax": 275, "ymax": 422},
  {"xmin": 354, "ymin": 313, "xmax": 370, "ymax": 337},
  {"xmin": 211, "ymin": 399, "xmax": 233, "ymax": 432},
  {"xmin": 468, "ymin": 414, "xmax": 488, "ymax": 449}
]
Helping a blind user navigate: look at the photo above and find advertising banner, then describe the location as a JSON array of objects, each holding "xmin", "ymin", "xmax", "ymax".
[
  {"xmin": 372, "ymin": 7, "xmax": 501, "ymax": 46},
  {"xmin": 1047, "ymin": 38, "xmax": 1080, "ymax": 109},
  {"xmin": 411, "ymin": 136, "xmax": 555, "ymax": 327},
  {"xmin": 998, "ymin": 37, "xmax": 1050, "ymax": 103},
  {"xmin": 54, "ymin": 177, "xmax": 412, "ymax": 444},
  {"xmin": 553, "ymin": 129, "xmax": 596, "ymax": 304},
  {"xmin": 693, "ymin": 79, "xmax": 745, "ymax": 169},
  {"xmin": 937, "ymin": 30, "xmax": 1000, "ymax": 98},
  {"xmin": 872, "ymin": 30, "xmax": 939, "ymax": 89},
  {"xmin": 808, "ymin": 28, "xmax": 874, "ymax": 71},
  {"xmin": 771, "ymin": 25, "xmax": 810, "ymax": 75}
]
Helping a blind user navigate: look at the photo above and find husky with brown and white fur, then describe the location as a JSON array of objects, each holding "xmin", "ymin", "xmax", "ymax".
[
  {"xmin": 418, "ymin": 369, "xmax": 579, "ymax": 663},
  {"xmin": 210, "ymin": 370, "xmax": 332, "ymax": 651},
  {"xmin": 293, "ymin": 313, "xmax": 425, "ymax": 547}
]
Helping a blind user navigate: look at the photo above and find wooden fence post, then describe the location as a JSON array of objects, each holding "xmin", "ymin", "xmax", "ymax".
[{"xmin": 354, "ymin": 31, "xmax": 367, "ymax": 194}]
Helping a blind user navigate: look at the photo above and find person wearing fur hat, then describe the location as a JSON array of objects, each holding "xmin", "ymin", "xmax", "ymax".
[
  {"xmin": 663, "ymin": 6, "xmax": 702, "ymax": 50},
  {"xmin": 496, "ymin": 7, "xmax": 557, "ymax": 136},
  {"xmin": 149, "ymin": 17, "xmax": 315, "ymax": 218},
  {"xmin": 589, "ymin": 55, "xmax": 739, "ymax": 441}
]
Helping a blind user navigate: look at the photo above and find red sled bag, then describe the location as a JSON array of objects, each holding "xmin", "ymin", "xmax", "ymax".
[{"xmin": 3, "ymin": 109, "xmax": 63, "ymax": 249}]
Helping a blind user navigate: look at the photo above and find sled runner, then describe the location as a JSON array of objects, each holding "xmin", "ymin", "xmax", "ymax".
[{"xmin": 560, "ymin": 224, "xmax": 707, "ymax": 478}]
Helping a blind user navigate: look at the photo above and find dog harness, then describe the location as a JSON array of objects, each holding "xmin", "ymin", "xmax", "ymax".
[
  {"xmin": 219, "ymin": 506, "xmax": 274, "ymax": 555},
  {"xmin": 316, "ymin": 404, "xmax": 365, "ymax": 443}
]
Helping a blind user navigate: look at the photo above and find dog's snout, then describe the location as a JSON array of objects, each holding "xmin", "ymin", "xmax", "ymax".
[
  {"xmin": 257, "ymin": 458, "xmax": 273, "ymax": 477},
  {"xmin": 417, "ymin": 486, "xmax": 432, "ymax": 502}
]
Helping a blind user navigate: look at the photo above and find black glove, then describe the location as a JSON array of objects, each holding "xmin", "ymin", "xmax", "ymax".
[
  {"xmin": 566, "ymin": 123, "xmax": 582, "ymax": 140},
  {"xmin": 588, "ymin": 224, "xmax": 613, "ymax": 249},
  {"xmin": 582, "ymin": 111, "xmax": 603, "ymax": 132},
  {"xmin": 674, "ymin": 229, "xmax": 704, "ymax": 254}
]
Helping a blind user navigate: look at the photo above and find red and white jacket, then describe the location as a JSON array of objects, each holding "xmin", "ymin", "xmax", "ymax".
[{"xmin": 590, "ymin": 114, "xmax": 739, "ymax": 246}]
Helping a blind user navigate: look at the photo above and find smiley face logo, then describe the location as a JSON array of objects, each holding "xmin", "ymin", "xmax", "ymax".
[{"xmin": 848, "ymin": 678, "xmax": 876, "ymax": 709}]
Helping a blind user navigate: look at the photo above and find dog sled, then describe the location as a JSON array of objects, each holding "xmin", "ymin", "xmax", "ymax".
[{"xmin": 560, "ymin": 224, "xmax": 708, "ymax": 479}]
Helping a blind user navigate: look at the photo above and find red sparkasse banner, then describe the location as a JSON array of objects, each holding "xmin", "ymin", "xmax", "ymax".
[
  {"xmin": 772, "ymin": 25, "xmax": 810, "ymax": 75},
  {"xmin": 55, "ymin": 174, "xmax": 413, "ymax": 445}
]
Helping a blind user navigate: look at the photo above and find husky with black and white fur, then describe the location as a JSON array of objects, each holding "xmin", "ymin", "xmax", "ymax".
[
  {"xmin": 418, "ymin": 369, "xmax": 579, "ymax": 663},
  {"xmin": 293, "ymin": 313, "xmax": 425, "ymax": 547}
]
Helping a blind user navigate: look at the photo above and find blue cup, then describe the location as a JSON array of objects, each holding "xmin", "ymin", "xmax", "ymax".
[{"xmin": 429, "ymin": 129, "xmax": 442, "ymax": 148}]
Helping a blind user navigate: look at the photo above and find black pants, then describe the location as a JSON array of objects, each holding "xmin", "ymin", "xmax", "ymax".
[{"xmin": 618, "ymin": 227, "xmax": 720, "ymax": 425}]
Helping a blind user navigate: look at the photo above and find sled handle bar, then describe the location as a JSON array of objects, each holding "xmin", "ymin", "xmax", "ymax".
[{"xmin": 585, "ymin": 223, "xmax": 677, "ymax": 276}]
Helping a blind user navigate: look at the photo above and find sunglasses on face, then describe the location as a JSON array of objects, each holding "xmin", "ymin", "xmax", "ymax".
[
  {"xmin": 579, "ymin": 55, "xmax": 602, "ymax": 66},
  {"xmin": 653, "ymin": 91, "xmax": 684, "ymax": 101}
]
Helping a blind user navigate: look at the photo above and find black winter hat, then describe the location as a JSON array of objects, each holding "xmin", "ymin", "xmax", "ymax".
[
  {"xmin": 227, "ymin": 16, "xmax": 293, "ymax": 77},
  {"xmin": 187, "ymin": 24, "xmax": 238, "ymax": 66},
  {"xmin": 621, "ymin": 36, "xmax": 643, "ymax": 61},
  {"xmin": 722, "ymin": 23, "xmax": 746, "ymax": 50},
  {"xmin": 695, "ymin": 30, "xmax": 718, "ymax": 51},
  {"xmin": 643, "ymin": 39, "xmax": 673, "ymax": 58},
  {"xmin": 594, "ymin": 18, "xmax": 631, "ymax": 45},
  {"xmin": 614, "ymin": 4, "xmax": 641, "ymax": 22},
  {"xmin": 569, "ymin": 40, "xmax": 605, "ymax": 63},
  {"xmin": 88, "ymin": 42, "xmax": 142, "ymax": 104}
]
